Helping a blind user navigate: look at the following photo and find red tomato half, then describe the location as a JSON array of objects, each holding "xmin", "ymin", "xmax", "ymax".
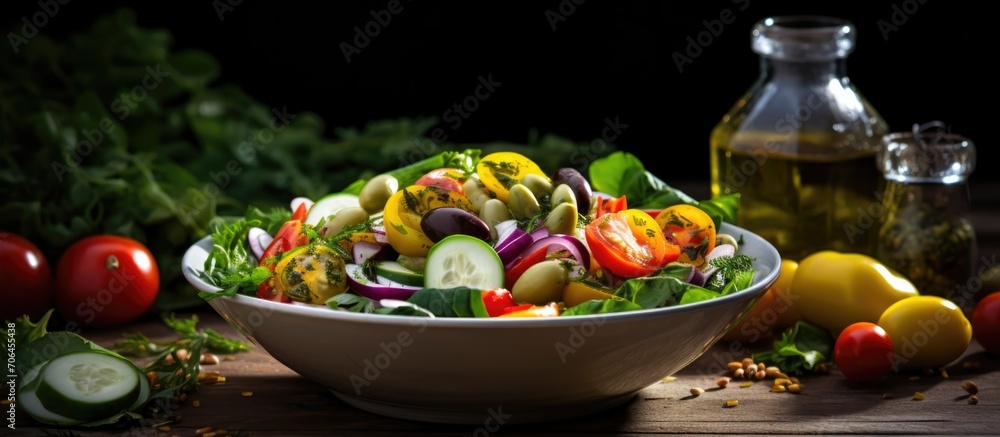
[
  {"xmin": 55, "ymin": 235, "xmax": 159, "ymax": 328},
  {"xmin": 834, "ymin": 322, "xmax": 895, "ymax": 381},
  {"xmin": 0, "ymin": 233, "xmax": 54, "ymax": 322},
  {"xmin": 256, "ymin": 219, "xmax": 308, "ymax": 302},
  {"xmin": 585, "ymin": 209, "xmax": 675, "ymax": 278},
  {"xmin": 972, "ymin": 291, "xmax": 1000, "ymax": 356},
  {"xmin": 415, "ymin": 168, "xmax": 466, "ymax": 195}
]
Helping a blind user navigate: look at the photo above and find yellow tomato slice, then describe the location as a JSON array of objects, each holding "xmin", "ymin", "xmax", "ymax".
[
  {"xmin": 476, "ymin": 152, "xmax": 548, "ymax": 203},
  {"xmin": 383, "ymin": 185, "xmax": 475, "ymax": 257},
  {"xmin": 655, "ymin": 204, "xmax": 716, "ymax": 267}
]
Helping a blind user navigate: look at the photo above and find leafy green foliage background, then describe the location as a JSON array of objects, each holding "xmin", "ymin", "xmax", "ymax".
[{"xmin": 0, "ymin": 9, "xmax": 614, "ymax": 311}]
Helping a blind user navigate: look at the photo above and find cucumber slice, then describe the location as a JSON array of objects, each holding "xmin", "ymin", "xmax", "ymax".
[
  {"xmin": 305, "ymin": 193, "xmax": 361, "ymax": 226},
  {"xmin": 27, "ymin": 351, "xmax": 146, "ymax": 423},
  {"xmin": 375, "ymin": 261, "xmax": 424, "ymax": 287},
  {"xmin": 424, "ymin": 235, "xmax": 505, "ymax": 289}
]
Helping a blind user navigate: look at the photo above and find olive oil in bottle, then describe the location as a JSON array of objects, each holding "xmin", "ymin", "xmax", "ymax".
[
  {"xmin": 711, "ymin": 136, "xmax": 885, "ymax": 261},
  {"xmin": 709, "ymin": 16, "xmax": 888, "ymax": 261}
]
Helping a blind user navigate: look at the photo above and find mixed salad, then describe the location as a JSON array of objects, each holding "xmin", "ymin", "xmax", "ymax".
[{"xmin": 196, "ymin": 149, "xmax": 752, "ymax": 317}]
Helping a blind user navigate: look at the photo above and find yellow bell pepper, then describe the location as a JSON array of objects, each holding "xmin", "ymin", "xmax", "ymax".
[{"xmin": 788, "ymin": 251, "xmax": 918, "ymax": 336}]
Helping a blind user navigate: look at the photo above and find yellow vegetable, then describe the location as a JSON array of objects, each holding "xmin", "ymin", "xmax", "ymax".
[
  {"xmin": 788, "ymin": 251, "xmax": 918, "ymax": 336},
  {"xmin": 878, "ymin": 296, "xmax": 972, "ymax": 370},
  {"xmin": 721, "ymin": 259, "xmax": 799, "ymax": 343},
  {"xmin": 562, "ymin": 281, "xmax": 615, "ymax": 308},
  {"xmin": 274, "ymin": 244, "xmax": 347, "ymax": 304}
]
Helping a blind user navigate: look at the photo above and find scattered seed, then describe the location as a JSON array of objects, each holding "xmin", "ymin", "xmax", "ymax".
[
  {"xmin": 157, "ymin": 425, "xmax": 171, "ymax": 432},
  {"xmin": 754, "ymin": 370, "xmax": 766, "ymax": 380},
  {"xmin": 690, "ymin": 387, "xmax": 705, "ymax": 396},
  {"xmin": 908, "ymin": 376, "xmax": 921, "ymax": 381},
  {"xmin": 771, "ymin": 385, "xmax": 787, "ymax": 393},
  {"xmin": 741, "ymin": 357, "xmax": 754, "ymax": 368},
  {"xmin": 716, "ymin": 377, "xmax": 730, "ymax": 388},
  {"xmin": 196, "ymin": 426, "xmax": 215, "ymax": 435},
  {"xmin": 883, "ymin": 393, "xmax": 894, "ymax": 400},
  {"xmin": 776, "ymin": 372, "xmax": 789, "ymax": 379},
  {"xmin": 787, "ymin": 383, "xmax": 801, "ymax": 394},
  {"xmin": 913, "ymin": 392, "xmax": 925, "ymax": 401},
  {"xmin": 969, "ymin": 395, "xmax": 979, "ymax": 405},
  {"xmin": 0, "ymin": 400, "xmax": 11, "ymax": 406},
  {"xmin": 963, "ymin": 361, "xmax": 980, "ymax": 369},
  {"xmin": 739, "ymin": 381, "xmax": 753, "ymax": 388},
  {"xmin": 789, "ymin": 376, "xmax": 799, "ymax": 385},
  {"xmin": 224, "ymin": 355, "xmax": 236, "ymax": 361},
  {"xmin": 215, "ymin": 430, "xmax": 230, "ymax": 437},
  {"xmin": 662, "ymin": 376, "xmax": 677, "ymax": 383},
  {"xmin": 941, "ymin": 370, "xmax": 949, "ymax": 379},
  {"xmin": 203, "ymin": 433, "xmax": 217, "ymax": 437},
  {"xmin": 733, "ymin": 368, "xmax": 745, "ymax": 379},
  {"xmin": 728, "ymin": 361, "xmax": 743, "ymax": 372},
  {"xmin": 764, "ymin": 366, "xmax": 782, "ymax": 378},
  {"xmin": 193, "ymin": 400, "xmax": 201, "ymax": 407},
  {"xmin": 774, "ymin": 378, "xmax": 791, "ymax": 387},
  {"xmin": 961, "ymin": 380, "xmax": 979, "ymax": 395},
  {"xmin": 201, "ymin": 354, "xmax": 221, "ymax": 365},
  {"xmin": 724, "ymin": 399, "xmax": 739, "ymax": 408},
  {"xmin": 757, "ymin": 362, "xmax": 766, "ymax": 372},
  {"xmin": 241, "ymin": 391, "xmax": 253, "ymax": 397}
]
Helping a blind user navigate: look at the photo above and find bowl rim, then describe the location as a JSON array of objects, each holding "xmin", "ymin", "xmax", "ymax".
[{"xmin": 182, "ymin": 222, "xmax": 781, "ymax": 328}]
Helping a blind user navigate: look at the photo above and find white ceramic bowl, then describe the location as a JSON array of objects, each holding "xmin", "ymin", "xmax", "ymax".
[{"xmin": 182, "ymin": 223, "xmax": 780, "ymax": 424}]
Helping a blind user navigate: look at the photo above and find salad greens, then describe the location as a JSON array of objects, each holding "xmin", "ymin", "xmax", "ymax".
[
  {"xmin": 752, "ymin": 320, "xmax": 834, "ymax": 376},
  {"xmin": 195, "ymin": 148, "xmax": 756, "ymax": 318},
  {"xmin": 588, "ymin": 150, "xmax": 740, "ymax": 231}
]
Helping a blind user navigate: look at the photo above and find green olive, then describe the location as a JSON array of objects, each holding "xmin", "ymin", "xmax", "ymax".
[
  {"xmin": 320, "ymin": 207, "xmax": 369, "ymax": 238},
  {"xmin": 479, "ymin": 199, "xmax": 512, "ymax": 240},
  {"xmin": 716, "ymin": 233, "xmax": 739, "ymax": 251},
  {"xmin": 520, "ymin": 174, "xmax": 554, "ymax": 199},
  {"xmin": 511, "ymin": 260, "xmax": 570, "ymax": 305},
  {"xmin": 507, "ymin": 184, "xmax": 541, "ymax": 220},
  {"xmin": 544, "ymin": 202, "xmax": 578, "ymax": 235},
  {"xmin": 550, "ymin": 184, "xmax": 577, "ymax": 208},
  {"xmin": 358, "ymin": 174, "xmax": 399, "ymax": 214}
]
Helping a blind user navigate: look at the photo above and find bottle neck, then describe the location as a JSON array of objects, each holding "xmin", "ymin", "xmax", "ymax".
[{"xmin": 760, "ymin": 57, "xmax": 847, "ymax": 83}]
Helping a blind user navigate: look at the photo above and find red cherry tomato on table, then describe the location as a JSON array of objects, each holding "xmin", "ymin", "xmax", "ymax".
[
  {"xmin": 55, "ymin": 235, "xmax": 159, "ymax": 328},
  {"xmin": 972, "ymin": 291, "xmax": 1000, "ymax": 356},
  {"xmin": 834, "ymin": 322, "xmax": 895, "ymax": 381},
  {"xmin": 0, "ymin": 233, "xmax": 54, "ymax": 322}
]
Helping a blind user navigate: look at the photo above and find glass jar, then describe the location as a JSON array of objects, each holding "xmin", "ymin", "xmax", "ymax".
[
  {"xmin": 876, "ymin": 122, "xmax": 977, "ymax": 306},
  {"xmin": 710, "ymin": 16, "xmax": 889, "ymax": 261}
]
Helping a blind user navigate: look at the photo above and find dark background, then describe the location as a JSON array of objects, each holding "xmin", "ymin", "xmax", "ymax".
[{"xmin": 4, "ymin": 0, "xmax": 993, "ymax": 184}]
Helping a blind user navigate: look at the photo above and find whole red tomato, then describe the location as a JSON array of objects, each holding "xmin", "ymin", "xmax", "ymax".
[
  {"xmin": 55, "ymin": 235, "xmax": 159, "ymax": 328},
  {"xmin": 972, "ymin": 291, "xmax": 1000, "ymax": 356},
  {"xmin": 0, "ymin": 233, "xmax": 54, "ymax": 321},
  {"xmin": 834, "ymin": 322, "xmax": 895, "ymax": 381}
]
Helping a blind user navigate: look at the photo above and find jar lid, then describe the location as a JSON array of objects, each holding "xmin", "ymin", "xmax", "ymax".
[
  {"xmin": 752, "ymin": 15, "xmax": 855, "ymax": 61},
  {"xmin": 878, "ymin": 122, "xmax": 976, "ymax": 184}
]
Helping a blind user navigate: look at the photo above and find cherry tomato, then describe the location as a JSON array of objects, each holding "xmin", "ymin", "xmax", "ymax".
[
  {"xmin": 972, "ymin": 291, "xmax": 1000, "ymax": 356},
  {"xmin": 257, "ymin": 219, "xmax": 308, "ymax": 302},
  {"xmin": 585, "ymin": 209, "xmax": 676, "ymax": 278},
  {"xmin": 655, "ymin": 204, "xmax": 716, "ymax": 267},
  {"xmin": 383, "ymin": 185, "xmax": 475, "ymax": 257},
  {"xmin": 0, "ymin": 233, "xmax": 54, "ymax": 322},
  {"xmin": 415, "ymin": 168, "xmax": 466, "ymax": 194},
  {"xmin": 476, "ymin": 152, "xmax": 548, "ymax": 203},
  {"xmin": 481, "ymin": 288, "xmax": 518, "ymax": 317},
  {"xmin": 834, "ymin": 322, "xmax": 895, "ymax": 381},
  {"xmin": 55, "ymin": 235, "xmax": 159, "ymax": 328}
]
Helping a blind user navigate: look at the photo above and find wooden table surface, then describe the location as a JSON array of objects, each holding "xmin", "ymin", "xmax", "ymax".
[
  {"xmin": 11, "ymin": 312, "xmax": 999, "ymax": 437},
  {"xmin": 12, "ymin": 180, "xmax": 1000, "ymax": 436}
]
